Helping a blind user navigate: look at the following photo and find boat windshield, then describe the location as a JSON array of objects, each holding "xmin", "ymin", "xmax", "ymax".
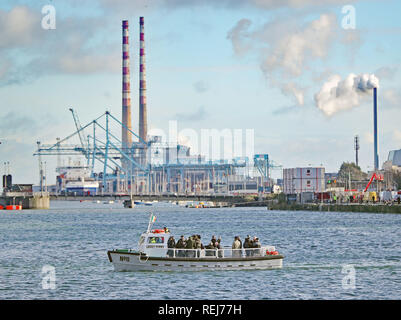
[
  {"xmin": 148, "ymin": 236, "xmax": 165, "ymax": 244},
  {"xmin": 138, "ymin": 236, "xmax": 145, "ymax": 246}
]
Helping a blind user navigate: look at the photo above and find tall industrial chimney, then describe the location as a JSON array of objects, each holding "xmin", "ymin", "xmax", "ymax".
[
  {"xmin": 373, "ymin": 87, "xmax": 379, "ymax": 171},
  {"xmin": 354, "ymin": 135, "xmax": 359, "ymax": 167},
  {"xmin": 139, "ymin": 17, "xmax": 147, "ymax": 143},
  {"xmin": 122, "ymin": 20, "xmax": 133, "ymax": 153}
]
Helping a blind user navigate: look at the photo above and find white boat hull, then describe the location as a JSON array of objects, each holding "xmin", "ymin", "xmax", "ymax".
[{"xmin": 108, "ymin": 250, "xmax": 283, "ymax": 272}]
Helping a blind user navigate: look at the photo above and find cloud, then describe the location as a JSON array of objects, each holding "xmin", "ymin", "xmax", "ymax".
[
  {"xmin": 99, "ymin": 0, "xmax": 359, "ymax": 11},
  {"xmin": 193, "ymin": 80, "xmax": 209, "ymax": 93},
  {"xmin": 260, "ymin": 14, "xmax": 336, "ymax": 77},
  {"xmin": 393, "ymin": 129, "xmax": 401, "ymax": 143},
  {"xmin": 0, "ymin": 112, "xmax": 39, "ymax": 137},
  {"xmin": 0, "ymin": 6, "xmax": 40, "ymax": 49},
  {"xmin": 281, "ymin": 82, "xmax": 305, "ymax": 106},
  {"xmin": 382, "ymin": 89, "xmax": 401, "ymax": 109},
  {"xmin": 227, "ymin": 14, "xmax": 340, "ymax": 109},
  {"xmin": 375, "ymin": 66, "xmax": 398, "ymax": 80},
  {"xmin": 271, "ymin": 105, "xmax": 301, "ymax": 116},
  {"xmin": 363, "ymin": 132, "xmax": 374, "ymax": 144},
  {"xmin": 314, "ymin": 73, "xmax": 379, "ymax": 116},
  {"xmin": 175, "ymin": 106, "xmax": 208, "ymax": 121},
  {"xmin": 227, "ymin": 19, "xmax": 253, "ymax": 56},
  {"xmin": 0, "ymin": 111, "xmax": 64, "ymax": 146},
  {"xmin": 0, "ymin": 6, "xmax": 120, "ymax": 86}
]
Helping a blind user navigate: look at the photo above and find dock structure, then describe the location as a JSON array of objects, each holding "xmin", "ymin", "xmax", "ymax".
[{"xmin": 0, "ymin": 192, "xmax": 49, "ymax": 209}]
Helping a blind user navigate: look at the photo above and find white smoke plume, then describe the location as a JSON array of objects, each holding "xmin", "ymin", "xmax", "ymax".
[
  {"xmin": 314, "ymin": 73, "xmax": 379, "ymax": 116},
  {"xmin": 227, "ymin": 13, "xmax": 337, "ymax": 107}
]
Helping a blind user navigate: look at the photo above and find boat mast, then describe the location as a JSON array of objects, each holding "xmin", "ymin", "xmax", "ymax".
[{"xmin": 146, "ymin": 212, "xmax": 155, "ymax": 233}]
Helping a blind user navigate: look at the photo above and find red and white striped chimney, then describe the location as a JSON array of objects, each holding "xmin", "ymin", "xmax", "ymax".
[
  {"xmin": 139, "ymin": 16, "xmax": 147, "ymax": 142},
  {"xmin": 122, "ymin": 20, "xmax": 132, "ymax": 151}
]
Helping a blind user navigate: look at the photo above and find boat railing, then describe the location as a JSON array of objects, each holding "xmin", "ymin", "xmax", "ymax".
[{"xmin": 166, "ymin": 246, "xmax": 275, "ymax": 259}]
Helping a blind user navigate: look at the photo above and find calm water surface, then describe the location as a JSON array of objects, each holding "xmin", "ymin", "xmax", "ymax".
[{"xmin": 0, "ymin": 201, "xmax": 400, "ymax": 299}]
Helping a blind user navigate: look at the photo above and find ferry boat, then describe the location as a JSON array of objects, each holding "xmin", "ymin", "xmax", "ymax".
[{"xmin": 107, "ymin": 214, "xmax": 284, "ymax": 272}]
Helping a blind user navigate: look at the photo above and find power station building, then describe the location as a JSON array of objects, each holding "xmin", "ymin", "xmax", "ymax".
[
  {"xmin": 34, "ymin": 17, "xmax": 281, "ymax": 196},
  {"xmin": 383, "ymin": 149, "xmax": 401, "ymax": 172}
]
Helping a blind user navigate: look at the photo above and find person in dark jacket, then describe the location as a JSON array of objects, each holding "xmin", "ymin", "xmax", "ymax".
[
  {"xmin": 205, "ymin": 241, "xmax": 215, "ymax": 256},
  {"xmin": 238, "ymin": 236, "xmax": 243, "ymax": 257},
  {"xmin": 186, "ymin": 236, "xmax": 195, "ymax": 257},
  {"xmin": 167, "ymin": 236, "xmax": 176, "ymax": 257},
  {"xmin": 253, "ymin": 237, "xmax": 261, "ymax": 256},
  {"xmin": 210, "ymin": 235, "xmax": 217, "ymax": 247},
  {"xmin": 243, "ymin": 235, "xmax": 252, "ymax": 257},
  {"xmin": 216, "ymin": 237, "xmax": 223, "ymax": 258},
  {"xmin": 175, "ymin": 235, "xmax": 186, "ymax": 257}
]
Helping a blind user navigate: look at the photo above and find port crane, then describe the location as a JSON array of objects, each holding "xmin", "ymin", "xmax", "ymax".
[
  {"xmin": 253, "ymin": 154, "xmax": 282, "ymax": 191},
  {"xmin": 34, "ymin": 110, "xmax": 148, "ymax": 190},
  {"xmin": 69, "ymin": 108, "xmax": 88, "ymax": 157}
]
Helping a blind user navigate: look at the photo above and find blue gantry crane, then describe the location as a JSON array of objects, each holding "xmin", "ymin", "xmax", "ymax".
[{"xmin": 34, "ymin": 109, "xmax": 148, "ymax": 191}]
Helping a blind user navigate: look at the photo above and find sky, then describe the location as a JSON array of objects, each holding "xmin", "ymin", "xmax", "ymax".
[{"xmin": 0, "ymin": 0, "xmax": 400, "ymax": 186}]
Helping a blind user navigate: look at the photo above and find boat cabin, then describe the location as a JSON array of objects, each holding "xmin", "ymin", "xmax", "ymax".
[{"xmin": 138, "ymin": 229, "xmax": 170, "ymax": 257}]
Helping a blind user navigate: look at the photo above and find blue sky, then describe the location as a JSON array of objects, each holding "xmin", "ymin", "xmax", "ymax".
[{"xmin": 0, "ymin": 0, "xmax": 400, "ymax": 185}]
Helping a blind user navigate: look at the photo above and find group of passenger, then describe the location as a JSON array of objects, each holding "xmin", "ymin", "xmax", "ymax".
[
  {"xmin": 205, "ymin": 235, "xmax": 223, "ymax": 257},
  {"xmin": 167, "ymin": 234, "xmax": 205, "ymax": 258},
  {"xmin": 166, "ymin": 234, "xmax": 262, "ymax": 258},
  {"xmin": 232, "ymin": 235, "xmax": 261, "ymax": 257}
]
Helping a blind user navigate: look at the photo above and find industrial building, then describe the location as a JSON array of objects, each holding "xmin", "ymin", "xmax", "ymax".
[
  {"xmin": 33, "ymin": 17, "xmax": 281, "ymax": 196},
  {"xmin": 383, "ymin": 149, "xmax": 401, "ymax": 172},
  {"xmin": 283, "ymin": 167, "xmax": 326, "ymax": 194}
]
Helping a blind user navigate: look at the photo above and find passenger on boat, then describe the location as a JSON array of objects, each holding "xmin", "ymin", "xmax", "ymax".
[
  {"xmin": 195, "ymin": 235, "xmax": 204, "ymax": 258},
  {"xmin": 175, "ymin": 235, "xmax": 186, "ymax": 257},
  {"xmin": 210, "ymin": 235, "xmax": 217, "ymax": 246},
  {"xmin": 186, "ymin": 236, "xmax": 196, "ymax": 258},
  {"xmin": 216, "ymin": 237, "xmax": 223, "ymax": 258},
  {"xmin": 244, "ymin": 235, "xmax": 252, "ymax": 257},
  {"xmin": 164, "ymin": 227, "xmax": 170, "ymax": 233},
  {"xmin": 167, "ymin": 236, "xmax": 176, "ymax": 257},
  {"xmin": 205, "ymin": 241, "xmax": 216, "ymax": 256},
  {"xmin": 253, "ymin": 237, "xmax": 261, "ymax": 256},
  {"xmin": 232, "ymin": 236, "xmax": 242, "ymax": 258}
]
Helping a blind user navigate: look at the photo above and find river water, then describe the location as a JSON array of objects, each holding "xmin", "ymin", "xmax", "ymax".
[{"xmin": 0, "ymin": 200, "xmax": 400, "ymax": 299}]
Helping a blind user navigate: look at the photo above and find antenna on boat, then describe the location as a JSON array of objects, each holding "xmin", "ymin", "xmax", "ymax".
[{"xmin": 146, "ymin": 211, "xmax": 156, "ymax": 233}]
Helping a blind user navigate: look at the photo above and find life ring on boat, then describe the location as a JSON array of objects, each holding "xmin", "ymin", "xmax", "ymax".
[
  {"xmin": 138, "ymin": 252, "xmax": 149, "ymax": 263},
  {"xmin": 152, "ymin": 229, "xmax": 164, "ymax": 233}
]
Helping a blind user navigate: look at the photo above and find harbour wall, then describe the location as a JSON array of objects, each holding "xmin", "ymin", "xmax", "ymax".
[
  {"xmin": 0, "ymin": 193, "xmax": 50, "ymax": 209},
  {"xmin": 267, "ymin": 202, "xmax": 401, "ymax": 214}
]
